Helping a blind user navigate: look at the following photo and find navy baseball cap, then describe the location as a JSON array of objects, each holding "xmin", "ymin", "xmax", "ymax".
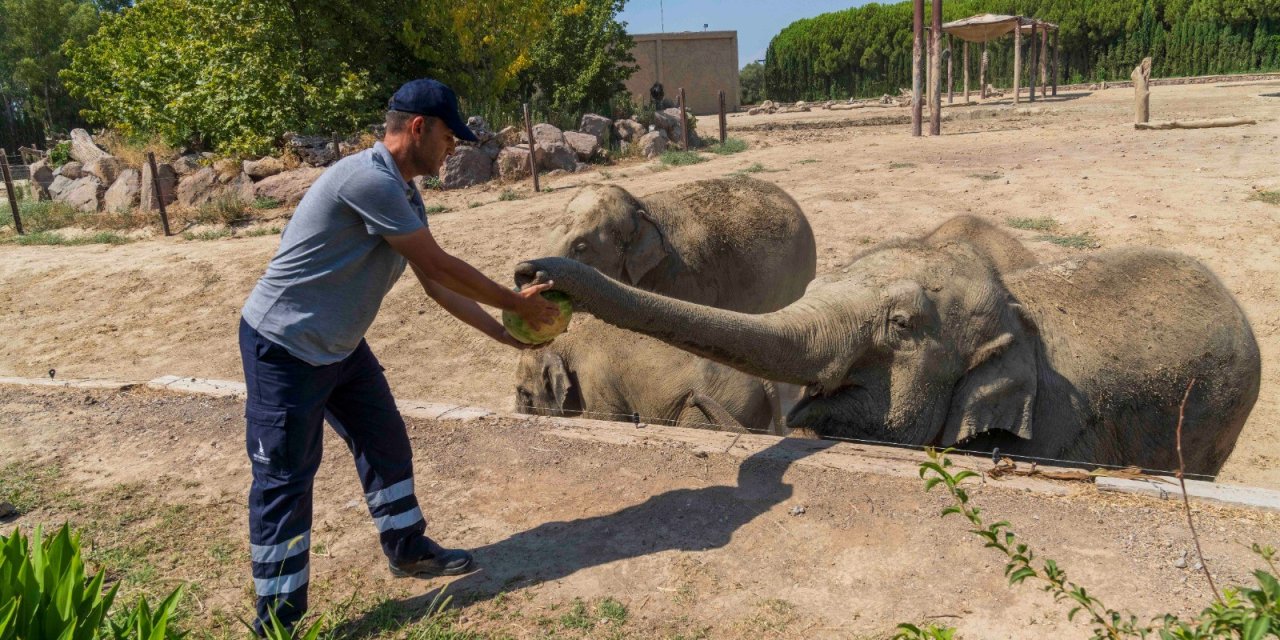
[{"xmin": 388, "ymin": 78, "xmax": 478, "ymax": 142}]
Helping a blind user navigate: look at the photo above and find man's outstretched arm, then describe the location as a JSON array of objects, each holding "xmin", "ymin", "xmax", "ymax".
[{"xmin": 410, "ymin": 264, "xmax": 530, "ymax": 349}]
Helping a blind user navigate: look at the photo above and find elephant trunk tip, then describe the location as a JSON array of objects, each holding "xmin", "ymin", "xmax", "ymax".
[{"xmin": 514, "ymin": 261, "xmax": 545, "ymax": 289}]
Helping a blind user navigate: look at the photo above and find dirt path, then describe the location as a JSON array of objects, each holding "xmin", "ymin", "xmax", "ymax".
[
  {"xmin": 1, "ymin": 81, "xmax": 1278, "ymax": 488},
  {"xmin": 3, "ymin": 384, "xmax": 1279, "ymax": 639}
]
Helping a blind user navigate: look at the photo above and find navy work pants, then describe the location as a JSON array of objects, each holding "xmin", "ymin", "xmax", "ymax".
[{"xmin": 239, "ymin": 318, "xmax": 432, "ymax": 631}]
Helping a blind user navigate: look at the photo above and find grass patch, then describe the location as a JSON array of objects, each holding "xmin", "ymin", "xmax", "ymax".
[
  {"xmin": 421, "ymin": 175, "xmax": 443, "ymax": 190},
  {"xmin": 558, "ymin": 598, "xmax": 592, "ymax": 630},
  {"xmin": 707, "ymin": 137, "xmax": 748, "ymax": 155},
  {"xmin": 3, "ymin": 230, "xmax": 130, "ymax": 246},
  {"xmin": 244, "ymin": 226, "xmax": 281, "ymax": 237},
  {"xmin": 795, "ymin": 158, "xmax": 819, "ymax": 165},
  {"xmin": 1006, "ymin": 216, "xmax": 1059, "ymax": 232},
  {"xmin": 468, "ymin": 201, "xmax": 483, "ymax": 208},
  {"xmin": 425, "ymin": 204, "xmax": 449, "ymax": 214},
  {"xmin": 1250, "ymin": 189, "xmax": 1280, "ymax": 205},
  {"xmin": 190, "ymin": 196, "xmax": 250, "ymax": 226},
  {"xmin": 597, "ymin": 598, "xmax": 628, "ymax": 624},
  {"xmin": 1038, "ymin": 232, "xmax": 1099, "ymax": 249},
  {"xmin": 739, "ymin": 163, "xmax": 766, "ymax": 174},
  {"xmin": 660, "ymin": 150, "xmax": 706, "ymax": 166},
  {"xmin": 0, "ymin": 461, "xmax": 60, "ymax": 514},
  {"xmin": 498, "ymin": 189, "xmax": 523, "ymax": 201},
  {"xmin": 252, "ymin": 196, "xmax": 281, "ymax": 209},
  {"xmin": 889, "ymin": 162, "xmax": 917, "ymax": 169},
  {"xmin": 2, "ymin": 200, "xmax": 82, "ymax": 232},
  {"xmin": 182, "ymin": 229, "xmax": 232, "ymax": 241},
  {"xmin": 968, "ymin": 172, "xmax": 1003, "ymax": 180}
]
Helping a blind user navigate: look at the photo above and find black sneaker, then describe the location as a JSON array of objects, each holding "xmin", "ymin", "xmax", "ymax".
[{"xmin": 389, "ymin": 545, "xmax": 476, "ymax": 578}]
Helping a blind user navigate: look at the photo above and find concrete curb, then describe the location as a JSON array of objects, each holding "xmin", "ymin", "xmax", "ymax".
[{"xmin": 4, "ymin": 375, "xmax": 1279, "ymax": 511}]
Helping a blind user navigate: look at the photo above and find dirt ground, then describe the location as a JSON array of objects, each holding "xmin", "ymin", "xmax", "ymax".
[
  {"xmin": 3, "ymin": 384, "xmax": 1279, "ymax": 639},
  {"xmin": 1, "ymin": 81, "xmax": 1278, "ymax": 491}
]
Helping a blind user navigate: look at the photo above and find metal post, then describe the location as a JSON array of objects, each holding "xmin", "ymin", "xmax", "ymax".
[
  {"xmin": 963, "ymin": 41, "xmax": 970, "ymax": 103},
  {"xmin": 1, "ymin": 149, "xmax": 23, "ymax": 235},
  {"xmin": 911, "ymin": 0, "xmax": 924, "ymax": 136},
  {"xmin": 718, "ymin": 90, "xmax": 727, "ymax": 144},
  {"xmin": 678, "ymin": 87, "xmax": 689, "ymax": 150},
  {"xmin": 1013, "ymin": 23, "xmax": 1022, "ymax": 104},
  {"xmin": 522, "ymin": 103, "xmax": 539, "ymax": 193},
  {"xmin": 929, "ymin": 0, "xmax": 942, "ymax": 135},
  {"xmin": 146, "ymin": 152, "xmax": 172, "ymax": 236},
  {"xmin": 1029, "ymin": 22, "xmax": 1038, "ymax": 102}
]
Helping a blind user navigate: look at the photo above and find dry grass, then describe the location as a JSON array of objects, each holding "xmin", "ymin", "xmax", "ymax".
[
  {"xmin": 1251, "ymin": 190, "xmax": 1280, "ymax": 205},
  {"xmin": 94, "ymin": 131, "xmax": 180, "ymax": 169}
]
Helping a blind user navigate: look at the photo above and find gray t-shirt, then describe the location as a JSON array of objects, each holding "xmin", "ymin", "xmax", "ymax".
[{"xmin": 242, "ymin": 142, "xmax": 428, "ymax": 366}]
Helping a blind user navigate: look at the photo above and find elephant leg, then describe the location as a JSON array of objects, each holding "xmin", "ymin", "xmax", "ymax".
[
  {"xmin": 678, "ymin": 392, "xmax": 751, "ymax": 434},
  {"xmin": 761, "ymin": 382, "xmax": 787, "ymax": 437}
]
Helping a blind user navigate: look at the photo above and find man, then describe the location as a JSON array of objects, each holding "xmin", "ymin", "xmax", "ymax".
[{"xmin": 238, "ymin": 78, "xmax": 559, "ymax": 632}]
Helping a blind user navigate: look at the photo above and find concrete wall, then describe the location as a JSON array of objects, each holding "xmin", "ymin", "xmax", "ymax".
[{"xmin": 625, "ymin": 31, "xmax": 739, "ymax": 116}]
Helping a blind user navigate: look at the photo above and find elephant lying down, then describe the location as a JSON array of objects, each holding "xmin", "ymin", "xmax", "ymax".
[
  {"xmin": 516, "ymin": 216, "xmax": 1260, "ymax": 476},
  {"xmin": 515, "ymin": 316, "xmax": 783, "ymax": 435}
]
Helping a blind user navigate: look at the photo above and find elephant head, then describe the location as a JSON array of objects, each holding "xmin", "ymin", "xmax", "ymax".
[
  {"xmin": 514, "ymin": 349, "xmax": 583, "ymax": 417},
  {"xmin": 543, "ymin": 185, "xmax": 673, "ymax": 286},
  {"xmin": 516, "ymin": 217, "xmax": 1039, "ymax": 447}
]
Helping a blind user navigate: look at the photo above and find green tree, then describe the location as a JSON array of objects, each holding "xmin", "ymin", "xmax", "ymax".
[
  {"xmin": 1, "ymin": 0, "xmax": 98, "ymax": 132},
  {"xmin": 740, "ymin": 60, "xmax": 766, "ymax": 103},
  {"xmin": 521, "ymin": 0, "xmax": 637, "ymax": 122}
]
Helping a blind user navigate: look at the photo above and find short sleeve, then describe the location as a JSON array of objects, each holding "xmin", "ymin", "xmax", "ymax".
[{"xmin": 335, "ymin": 168, "xmax": 426, "ymax": 236}]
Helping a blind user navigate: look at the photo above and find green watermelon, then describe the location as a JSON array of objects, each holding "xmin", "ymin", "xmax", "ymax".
[{"xmin": 503, "ymin": 290, "xmax": 573, "ymax": 345}]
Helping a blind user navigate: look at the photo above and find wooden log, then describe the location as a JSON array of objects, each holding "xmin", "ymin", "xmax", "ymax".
[
  {"xmin": 1131, "ymin": 57, "xmax": 1153, "ymax": 124},
  {"xmin": 1040, "ymin": 27, "xmax": 1049, "ymax": 98},
  {"xmin": 963, "ymin": 41, "xmax": 970, "ymax": 102},
  {"xmin": 1052, "ymin": 31, "xmax": 1059, "ymax": 96},
  {"xmin": 929, "ymin": 0, "xmax": 942, "ymax": 135},
  {"xmin": 1028, "ymin": 22, "xmax": 1037, "ymax": 102},
  {"xmin": 1135, "ymin": 118, "xmax": 1256, "ymax": 130},
  {"xmin": 1013, "ymin": 26, "xmax": 1021, "ymax": 104},
  {"xmin": 911, "ymin": 0, "xmax": 924, "ymax": 136}
]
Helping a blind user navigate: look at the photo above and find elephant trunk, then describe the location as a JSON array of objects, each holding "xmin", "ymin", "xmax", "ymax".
[{"xmin": 516, "ymin": 258, "xmax": 846, "ymax": 386}]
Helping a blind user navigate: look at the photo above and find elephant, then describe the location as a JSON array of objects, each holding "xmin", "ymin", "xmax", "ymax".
[
  {"xmin": 541, "ymin": 175, "xmax": 817, "ymax": 313},
  {"xmin": 515, "ymin": 316, "xmax": 783, "ymax": 435},
  {"xmin": 516, "ymin": 216, "xmax": 1260, "ymax": 476}
]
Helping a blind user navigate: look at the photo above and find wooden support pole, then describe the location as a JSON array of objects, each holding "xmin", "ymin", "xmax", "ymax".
[
  {"xmin": 929, "ymin": 0, "xmax": 942, "ymax": 135},
  {"xmin": 946, "ymin": 35, "xmax": 953, "ymax": 104},
  {"xmin": 1013, "ymin": 25, "xmax": 1022, "ymax": 104},
  {"xmin": 1, "ymin": 149, "xmax": 23, "ymax": 235},
  {"xmin": 331, "ymin": 131, "xmax": 341, "ymax": 163},
  {"xmin": 980, "ymin": 42, "xmax": 988, "ymax": 99},
  {"xmin": 963, "ymin": 41, "xmax": 970, "ymax": 102},
  {"xmin": 678, "ymin": 87, "xmax": 689, "ymax": 150},
  {"xmin": 1135, "ymin": 117, "xmax": 1255, "ymax": 130},
  {"xmin": 146, "ymin": 152, "xmax": 171, "ymax": 236},
  {"xmin": 1052, "ymin": 31, "xmax": 1059, "ymax": 96},
  {"xmin": 718, "ymin": 90, "xmax": 727, "ymax": 144},
  {"xmin": 1028, "ymin": 23, "xmax": 1038, "ymax": 102},
  {"xmin": 1040, "ymin": 27, "xmax": 1049, "ymax": 98},
  {"xmin": 911, "ymin": 0, "xmax": 924, "ymax": 136},
  {"xmin": 523, "ymin": 103, "xmax": 539, "ymax": 193}
]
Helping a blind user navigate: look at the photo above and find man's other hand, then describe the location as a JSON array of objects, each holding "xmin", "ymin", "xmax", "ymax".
[{"xmin": 515, "ymin": 280, "xmax": 560, "ymax": 331}]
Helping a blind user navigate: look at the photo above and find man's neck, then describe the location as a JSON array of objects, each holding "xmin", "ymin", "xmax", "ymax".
[{"xmin": 381, "ymin": 137, "xmax": 419, "ymax": 183}]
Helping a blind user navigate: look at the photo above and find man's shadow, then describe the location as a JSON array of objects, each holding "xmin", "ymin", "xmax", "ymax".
[{"xmin": 335, "ymin": 437, "xmax": 831, "ymax": 635}]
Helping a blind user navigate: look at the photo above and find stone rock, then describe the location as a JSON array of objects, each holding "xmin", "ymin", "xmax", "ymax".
[
  {"xmin": 438, "ymin": 146, "xmax": 493, "ymax": 189},
  {"xmin": 639, "ymin": 130, "xmax": 668, "ymax": 159},
  {"xmin": 254, "ymin": 167, "xmax": 325, "ymax": 207},
  {"xmin": 177, "ymin": 167, "xmax": 230, "ymax": 208},
  {"xmin": 69, "ymin": 128, "xmax": 108, "ymax": 164},
  {"xmin": 479, "ymin": 139, "xmax": 504, "ymax": 160},
  {"xmin": 228, "ymin": 172, "xmax": 256, "ymax": 202},
  {"xmin": 103, "ymin": 168, "xmax": 141, "ymax": 212},
  {"xmin": 579, "ymin": 113, "xmax": 613, "ymax": 144},
  {"xmin": 141, "ymin": 162, "xmax": 178, "ymax": 212},
  {"xmin": 83, "ymin": 156, "xmax": 124, "ymax": 185},
  {"xmin": 563, "ymin": 131, "xmax": 601, "ymax": 162},
  {"xmin": 47, "ymin": 175, "xmax": 76, "ymax": 201},
  {"xmin": 56, "ymin": 161, "xmax": 84, "ymax": 180},
  {"xmin": 243, "ymin": 156, "xmax": 285, "ymax": 180},
  {"xmin": 172, "ymin": 154, "xmax": 202, "ymax": 176},
  {"xmin": 495, "ymin": 145, "xmax": 533, "ymax": 181},
  {"xmin": 283, "ymin": 133, "xmax": 336, "ymax": 165},
  {"xmin": 58, "ymin": 176, "xmax": 104, "ymax": 213},
  {"xmin": 574, "ymin": 162, "xmax": 592, "ymax": 173},
  {"xmin": 0, "ymin": 501, "xmax": 16, "ymax": 520},
  {"xmin": 655, "ymin": 107, "xmax": 697, "ymax": 146},
  {"xmin": 613, "ymin": 119, "xmax": 646, "ymax": 142},
  {"xmin": 213, "ymin": 158, "xmax": 241, "ymax": 183},
  {"xmin": 531, "ymin": 123, "xmax": 566, "ymax": 147},
  {"xmin": 537, "ymin": 141, "xmax": 578, "ymax": 172},
  {"xmin": 496, "ymin": 126, "xmax": 521, "ymax": 147},
  {"xmin": 466, "ymin": 116, "xmax": 494, "ymax": 143},
  {"xmin": 29, "ymin": 160, "xmax": 54, "ymax": 200},
  {"xmin": 761, "ymin": 100, "xmax": 775, "ymax": 109}
]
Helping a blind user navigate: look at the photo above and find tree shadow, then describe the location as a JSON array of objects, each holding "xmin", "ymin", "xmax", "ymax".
[{"xmin": 332, "ymin": 437, "xmax": 831, "ymax": 636}]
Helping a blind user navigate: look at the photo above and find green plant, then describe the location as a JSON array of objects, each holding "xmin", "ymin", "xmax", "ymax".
[
  {"xmin": 1006, "ymin": 216, "xmax": 1059, "ymax": 231},
  {"xmin": 181, "ymin": 229, "xmax": 232, "ymax": 241},
  {"xmin": 1039, "ymin": 232, "xmax": 1099, "ymax": 249},
  {"xmin": 740, "ymin": 163, "xmax": 766, "ymax": 174},
  {"xmin": 193, "ymin": 197, "xmax": 250, "ymax": 225},
  {"xmin": 468, "ymin": 202, "xmax": 482, "ymax": 209},
  {"xmin": 795, "ymin": 158, "xmax": 819, "ymax": 165},
  {"xmin": 498, "ymin": 189, "xmax": 523, "ymax": 201},
  {"xmin": 245, "ymin": 226, "xmax": 282, "ymax": 237},
  {"xmin": 708, "ymin": 138, "xmax": 748, "ymax": 155},
  {"xmin": 424, "ymin": 204, "xmax": 449, "ymax": 214},
  {"xmin": 421, "ymin": 175, "xmax": 443, "ymax": 190},
  {"xmin": 0, "ymin": 524, "xmax": 185, "ymax": 640},
  {"xmin": 1250, "ymin": 190, "xmax": 1280, "ymax": 205},
  {"xmin": 597, "ymin": 598, "xmax": 627, "ymax": 624},
  {"xmin": 894, "ymin": 623, "xmax": 957, "ymax": 639},
  {"xmin": 889, "ymin": 162, "xmax": 916, "ymax": 169},
  {"xmin": 968, "ymin": 172, "xmax": 1003, "ymax": 181},
  {"xmin": 253, "ymin": 609, "xmax": 324, "ymax": 640},
  {"xmin": 4, "ymin": 200, "xmax": 82, "ymax": 232},
  {"xmin": 559, "ymin": 598, "xmax": 591, "ymax": 630},
  {"xmin": 660, "ymin": 150, "xmax": 705, "ymax": 166},
  {"xmin": 253, "ymin": 196, "xmax": 282, "ymax": 210},
  {"xmin": 916, "ymin": 448, "xmax": 1280, "ymax": 640},
  {"xmin": 48, "ymin": 141, "xmax": 73, "ymax": 167},
  {"xmin": 3, "ymin": 231, "xmax": 130, "ymax": 246}
]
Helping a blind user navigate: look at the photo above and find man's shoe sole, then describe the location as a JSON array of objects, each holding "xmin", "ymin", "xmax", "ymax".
[{"xmin": 388, "ymin": 556, "xmax": 476, "ymax": 578}]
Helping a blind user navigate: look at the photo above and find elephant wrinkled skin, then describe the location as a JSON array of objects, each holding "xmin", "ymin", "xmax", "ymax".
[{"xmin": 516, "ymin": 216, "xmax": 1260, "ymax": 475}]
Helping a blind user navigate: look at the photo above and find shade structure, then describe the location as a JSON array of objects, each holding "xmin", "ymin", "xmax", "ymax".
[{"xmin": 941, "ymin": 14, "xmax": 1057, "ymax": 43}]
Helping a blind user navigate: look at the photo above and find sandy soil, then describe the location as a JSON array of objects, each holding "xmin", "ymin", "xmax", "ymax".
[
  {"xmin": 1, "ymin": 81, "xmax": 1278, "ymax": 488},
  {"xmin": 3, "ymin": 384, "xmax": 1279, "ymax": 639}
]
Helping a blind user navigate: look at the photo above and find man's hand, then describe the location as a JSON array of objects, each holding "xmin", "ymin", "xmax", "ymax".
[{"xmin": 514, "ymin": 280, "xmax": 560, "ymax": 331}]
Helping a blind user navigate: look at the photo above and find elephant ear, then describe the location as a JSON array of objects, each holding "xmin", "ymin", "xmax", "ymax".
[
  {"xmin": 541, "ymin": 353, "xmax": 576, "ymax": 413},
  {"xmin": 941, "ymin": 315, "xmax": 1038, "ymax": 445},
  {"xmin": 623, "ymin": 209, "xmax": 671, "ymax": 285}
]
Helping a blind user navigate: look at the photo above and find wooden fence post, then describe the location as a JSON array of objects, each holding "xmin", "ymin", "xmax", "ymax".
[
  {"xmin": 146, "ymin": 152, "xmax": 172, "ymax": 236},
  {"xmin": 1028, "ymin": 22, "xmax": 1038, "ymax": 102},
  {"xmin": 678, "ymin": 88, "xmax": 689, "ymax": 150},
  {"xmin": 1, "ymin": 149, "xmax": 23, "ymax": 235},
  {"xmin": 963, "ymin": 41, "xmax": 970, "ymax": 103},
  {"xmin": 718, "ymin": 90, "xmax": 727, "ymax": 144},
  {"xmin": 929, "ymin": 0, "xmax": 942, "ymax": 135},
  {"xmin": 911, "ymin": 0, "xmax": 924, "ymax": 136},
  {"xmin": 1013, "ymin": 23, "xmax": 1022, "ymax": 104},
  {"xmin": 523, "ymin": 103, "xmax": 540, "ymax": 193},
  {"xmin": 331, "ymin": 131, "xmax": 341, "ymax": 163}
]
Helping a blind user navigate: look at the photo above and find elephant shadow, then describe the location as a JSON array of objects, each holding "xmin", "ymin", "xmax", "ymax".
[{"xmin": 334, "ymin": 438, "xmax": 827, "ymax": 636}]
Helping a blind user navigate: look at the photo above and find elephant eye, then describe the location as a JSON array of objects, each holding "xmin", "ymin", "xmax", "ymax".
[
  {"xmin": 573, "ymin": 241, "xmax": 587, "ymax": 253},
  {"xmin": 890, "ymin": 312, "xmax": 912, "ymax": 331}
]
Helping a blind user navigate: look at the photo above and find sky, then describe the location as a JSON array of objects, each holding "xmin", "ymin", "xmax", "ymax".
[{"xmin": 618, "ymin": 0, "xmax": 867, "ymax": 69}]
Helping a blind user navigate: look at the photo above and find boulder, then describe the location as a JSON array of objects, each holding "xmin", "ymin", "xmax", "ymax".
[
  {"xmin": 227, "ymin": 172, "xmax": 256, "ymax": 203},
  {"xmin": 531, "ymin": 123, "xmax": 566, "ymax": 147},
  {"xmin": 761, "ymin": 100, "xmax": 775, "ymax": 110},
  {"xmin": 243, "ymin": 156, "xmax": 285, "ymax": 180},
  {"xmin": 47, "ymin": 175, "xmax": 76, "ymax": 201},
  {"xmin": 495, "ymin": 145, "xmax": 533, "ymax": 181},
  {"xmin": 56, "ymin": 161, "xmax": 84, "ymax": 180},
  {"xmin": 172, "ymin": 154, "xmax": 202, "ymax": 176},
  {"xmin": 140, "ymin": 162, "xmax": 178, "ymax": 212},
  {"xmin": 83, "ymin": 156, "xmax": 124, "ymax": 185},
  {"xmin": 254, "ymin": 167, "xmax": 325, "ymax": 207},
  {"xmin": 579, "ymin": 113, "xmax": 613, "ymax": 144},
  {"xmin": 613, "ymin": 119, "xmax": 646, "ymax": 143},
  {"xmin": 655, "ymin": 107, "xmax": 699, "ymax": 147},
  {"xmin": 496, "ymin": 126, "xmax": 521, "ymax": 146},
  {"xmin": 563, "ymin": 131, "xmax": 601, "ymax": 162},
  {"xmin": 177, "ymin": 167, "xmax": 220, "ymax": 208},
  {"xmin": 213, "ymin": 158, "xmax": 241, "ymax": 183},
  {"xmin": 479, "ymin": 138, "xmax": 504, "ymax": 160},
  {"xmin": 58, "ymin": 176, "xmax": 104, "ymax": 213},
  {"xmin": 536, "ymin": 141, "xmax": 578, "ymax": 172},
  {"xmin": 103, "ymin": 168, "xmax": 141, "ymax": 212},
  {"xmin": 574, "ymin": 162, "xmax": 592, "ymax": 173},
  {"xmin": 438, "ymin": 146, "xmax": 493, "ymax": 189},
  {"xmin": 29, "ymin": 160, "xmax": 54, "ymax": 200},
  {"xmin": 466, "ymin": 116, "xmax": 494, "ymax": 143},
  {"xmin": 69, "ymin": 128, "xmax": 108, "ymax": 164},
  {"xmin": 283, "ymin": 133, "xmax": 335, "ymax": 165},
  {"xmin": 639, "ymin": 130, "xmax": 669, "ymax": 159}
]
